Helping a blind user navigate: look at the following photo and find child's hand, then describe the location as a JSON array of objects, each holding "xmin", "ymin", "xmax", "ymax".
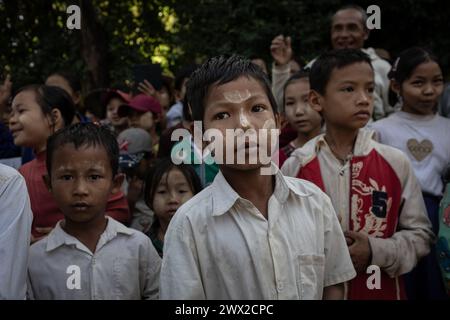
[
  {"xmin": 0, "ymin": 74, "xmax": 12, "ymax": 107},
  {"xmin": 344, "ymin": 230, "xmax": 372, "ymax": 273},
  {"xmin": 270, "ymin": 35, "xmax": 293, "ymax": 66},
  {"xmin": 138, "ymin": 79, "xmax": 156, "ymax": 97}
]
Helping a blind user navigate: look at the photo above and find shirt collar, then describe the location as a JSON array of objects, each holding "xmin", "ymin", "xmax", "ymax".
[
  {"xmin": 45, "ymin": 217, "xmax": 133, "ymax": 253},
  {"xmin": 314, "ymin": 128, "xmax": 376, "ymax": 157},
  {"xmin": 210, "ymin": 162, "xmax": 305, "ymax": 217}
]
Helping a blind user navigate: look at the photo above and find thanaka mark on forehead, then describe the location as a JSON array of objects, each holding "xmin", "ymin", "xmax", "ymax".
[{"xmin": 223, "ymin": 89, "xmax": 252, "ymax": 104}]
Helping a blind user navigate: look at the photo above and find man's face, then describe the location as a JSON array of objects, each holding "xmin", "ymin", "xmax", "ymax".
[
  {"xmin": 310, "ymin": 62, "xmax": 375, "ymax": 131},
  {"xmin": 331, "ymin": 9, "xmax": 368, "ymax": 50},
  {"xmin": 48, "ymin": 144, "xmax": 122, "ymax": 225},
  {"xmin": 202, "ymin": 76, "xmax": 279, "ymax": 170}
]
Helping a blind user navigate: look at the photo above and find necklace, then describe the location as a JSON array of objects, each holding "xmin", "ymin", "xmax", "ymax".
[{"xmin": 326, "ymin": 138, "xmax": 354, "ymax": 164}]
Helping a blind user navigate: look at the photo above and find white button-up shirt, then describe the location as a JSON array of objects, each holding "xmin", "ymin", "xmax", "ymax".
[
  {"xmin": 27, "ymin": 217, "xmax": 161, "ymax": 300},
  {"xmin": 0, "ymin": 164, "xmax": 33, "ymax": 299},
  {"xmin": 160, "ymin": 166, "xmax": 356, "ymax": 299}
]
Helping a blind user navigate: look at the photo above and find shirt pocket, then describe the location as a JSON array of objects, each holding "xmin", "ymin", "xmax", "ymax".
[
  {"xmin": 296, "ymin": 254, "xmax": 325, "ymax": 300},
  {"xmin": 112, "ymin": 257, "xmax": 140, "ymax": 299}
]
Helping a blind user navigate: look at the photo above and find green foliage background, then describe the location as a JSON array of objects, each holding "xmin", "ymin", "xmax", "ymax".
[{"xmin": 1, "ymin": 0, "xmax": 449, "ymax": 92}]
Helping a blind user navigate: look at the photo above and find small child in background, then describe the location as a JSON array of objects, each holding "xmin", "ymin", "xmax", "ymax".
[
  {"xmin": 136, "ymin": 75, "xmax": 175, "ymax": 131},
  {"xmin": 144, "ymin": 158, "xmax": 202, "ymax": 257},
  {"xmin": 278, "ymin": 70, "xmax": 322, "ymax": 167},
  {"xmin": 101, "ymin": 89, "xmax": 131, "ymax": 136},
  {"xmin": 117, "ymin": 127, "xmax": 154, "ymax": 232},
  {"xmin": 27, "ymin": 123, "xmax": 161, "ymax": 300},
  {"xmin": 118, "ymin": 94, "xmax": 162, "ymax": 158},
  {"xmin": 370, "ymin": 47, "xmax": 450, "ymax": 299}
]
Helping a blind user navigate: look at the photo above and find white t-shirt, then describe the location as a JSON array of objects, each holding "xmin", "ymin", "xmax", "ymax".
[
  {"xmin": 160, "ymin": 164, "xmax": 356, "ymax": 299},
  {"xmin": 370, "ymin": 111, "xmax": 450, "ymax": 196}
]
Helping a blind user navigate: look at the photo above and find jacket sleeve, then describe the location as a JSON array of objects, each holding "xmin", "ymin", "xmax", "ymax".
[{"xmin": 368, "ymin": 155, "xmax": 435, "ymax": 277}]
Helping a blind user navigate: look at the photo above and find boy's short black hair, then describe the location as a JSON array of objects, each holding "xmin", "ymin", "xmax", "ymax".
[
  {"xmin": 186, "ymin": 55, "xmax": 278, "ymax": 124},
  {"xmin": 46, "ymin": 123, "xmax": 119, "ymax": 178},
  {"xmin": 309, "ymin": 49, "xmax": 373, "ymax": 95}
]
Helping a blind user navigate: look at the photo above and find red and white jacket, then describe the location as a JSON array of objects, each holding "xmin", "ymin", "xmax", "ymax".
[{"xmin": 281, "ymin": 129, "xmax": 434, "ymax": 300}]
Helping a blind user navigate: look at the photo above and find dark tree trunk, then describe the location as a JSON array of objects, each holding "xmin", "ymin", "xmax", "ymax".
[{"xmin": 79, "ymin": 0, "xmax": 109, "ymax": 91}]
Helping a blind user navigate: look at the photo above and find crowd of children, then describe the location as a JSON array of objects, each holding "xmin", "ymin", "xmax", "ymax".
[{"xmin": 1, "ymin": 4, "xmax": 450, "ymax": 300}]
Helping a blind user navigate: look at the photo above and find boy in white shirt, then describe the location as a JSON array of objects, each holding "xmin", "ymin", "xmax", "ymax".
[
  {"xmin": 160, "ymin": 55, "xmax": 356, "ymax": 300},
  {"xmin": 27, "ymin": 123, "xmax": 161, "ymax": 300}
]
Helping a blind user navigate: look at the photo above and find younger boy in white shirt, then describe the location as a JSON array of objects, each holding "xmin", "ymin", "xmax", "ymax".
[{"xmin": 27, "ymin": 123, "xmax": 161, "ymax": 300}]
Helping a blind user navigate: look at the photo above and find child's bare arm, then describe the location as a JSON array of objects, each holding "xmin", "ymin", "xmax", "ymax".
[{"xmin": 323, "ymin": 283, "xmax": 344, "ymax": 300}]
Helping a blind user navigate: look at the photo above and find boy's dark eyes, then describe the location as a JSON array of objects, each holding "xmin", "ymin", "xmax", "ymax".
[
  {"xmin": 213, "ymin": 112, "xmax": 230, "ymax": 120},
  {"xmin": 252, "ymin": 104, "xmax": 266, "ymax": 112},
  {"xmin": 89, "ymin": 175, "xmax": 102, "ymax": 180},
  {"xmin": 341, "ymin": 86, "xmax": 354, "ymax": 92},
  {"xmin": 59, "ymin": 175, "xmax": 73, "ymax": 181}
]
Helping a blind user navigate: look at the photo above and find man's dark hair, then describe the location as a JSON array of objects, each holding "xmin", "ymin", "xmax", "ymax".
[
  {"xmin": 332, "ymin": 4, "xmax": 368, "ymax": 31},
  {"xmin": 186, "ymin": 55, "xmax": 278, "ymax": 124},
  {"xmin": 46, "ymin": 122, "xmax": 119, "ymax": 178},
  {"xmin": 309, "ymin": 49, "xmax": 373, "ymax": 95}
]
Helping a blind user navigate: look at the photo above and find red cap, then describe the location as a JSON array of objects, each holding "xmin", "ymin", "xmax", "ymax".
[
  {"xmin": 118, "ymin": 94, "xmax": 162, "ymax": 117},
  {"xmin": 102, "ymin": 89, "xmax": 131, "ymax": 107}
]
